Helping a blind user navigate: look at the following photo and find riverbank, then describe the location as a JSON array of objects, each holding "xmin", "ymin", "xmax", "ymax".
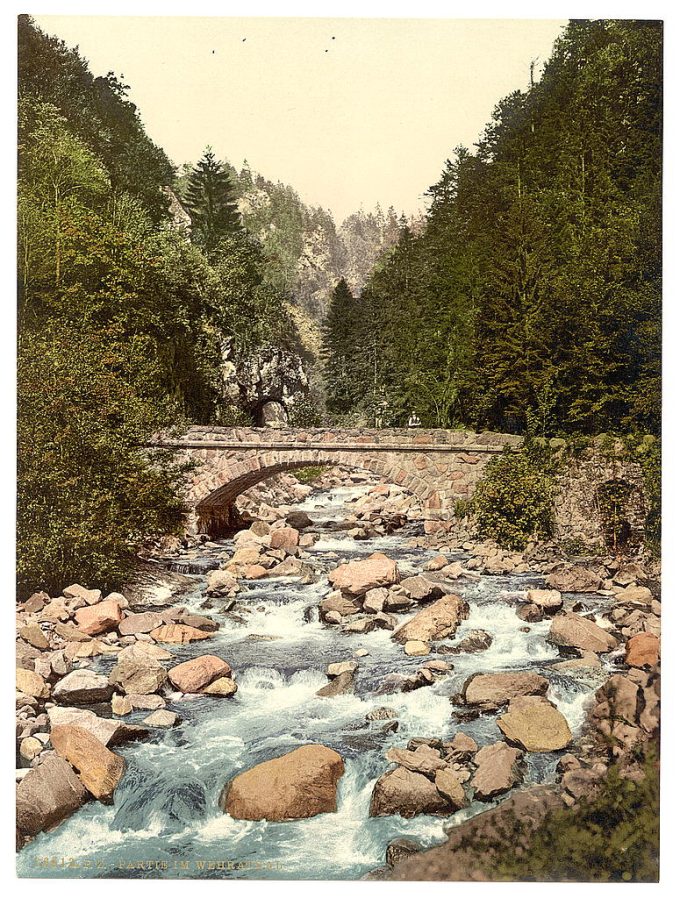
[{"xmin": 15, "ymin": 467, "xmax": 660, "ymax": 879}]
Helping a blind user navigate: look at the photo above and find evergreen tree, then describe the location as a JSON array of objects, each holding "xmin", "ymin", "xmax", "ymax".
[
  {"xmin": 322, "ymin": 278, "xmax": 361, "ymax": 414},
  {"xmin": 184, "ymin": 148, "xmax": 242, "ymax": 254}
]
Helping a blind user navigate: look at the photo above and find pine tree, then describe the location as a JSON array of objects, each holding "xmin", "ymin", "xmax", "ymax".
[
  {"xmin": 184, "ymin": 147, "xmax": 242, "ymax": 255},
  {"xmin": 322, "ymin": 278, "xmax": 361, "ymax": 414}
]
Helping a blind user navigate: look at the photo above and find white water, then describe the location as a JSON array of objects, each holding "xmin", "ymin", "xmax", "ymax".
[{"xmin": 17, "ymin": 483, "xmax": 610, "ymax": 880}]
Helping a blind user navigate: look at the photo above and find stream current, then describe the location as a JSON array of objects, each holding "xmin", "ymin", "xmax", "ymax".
[{"xmin": 18, "ymin": 483, "xmax": 610, "ymax": 880}]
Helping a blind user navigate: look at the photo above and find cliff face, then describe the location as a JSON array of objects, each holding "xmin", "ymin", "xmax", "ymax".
[{"xmin": 221, "ymin": 344, "xmax": 309, "ymax": 426}]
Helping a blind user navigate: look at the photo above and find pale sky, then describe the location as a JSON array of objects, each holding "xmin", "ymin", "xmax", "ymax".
[{"xmin": 34, "ymin": 16, "xmax": 566, "ymax": 222}]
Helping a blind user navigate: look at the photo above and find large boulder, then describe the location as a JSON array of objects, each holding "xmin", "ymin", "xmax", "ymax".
[
  {"xmin": 320, "ymin": 591, "xmax": 361, "ymax": 621},
  {"xmin": 497, "ymin": 696, "xmax": 572, "ymax": 751},
  {"xmin": 47, "ymin": 706, "xmax": 148, "ymax": 747},
  {"xmin": 16, "ymin": 668, "xmax": 50, "ymax": 699},
  {"xmin": 270, "ymin": 526, "xmax": 300, "ymax": 554},
  {"xmin": 392, "ymin": 595, "xmax": 469, "ymax": 645},
  {"xmin": 625, "ymin": 632, "xmax": 660, "ymax": 668},
  {"xmin": 526, "ymin": 589, "xmax": 563, "ymax": 613},
  {"xmin": 16, "ymin": 755, "xmax": 88, "ymax": 839},
  {"xmin": 316, "ymin": 671, "xmax": 354, "ymax": 697},
  {"xmin": 369, "ymin": 766, "xmax": 451, "ymax": 818},
  {"xmin": 385, "ymin": 746, "xmax": 446, "ymax": 778},
  {"xmin": 220, "ymin": 744, "xmax": 344, "ymax": 821},
  {"xmin": 462, "ymin": 671, "xmax": 549, "ymax": 710},
  {"xmin": 50, "ymin": 724, "xmax": 125, "ymax": 802},
  {"xmin": 74, "ymin": 600, "xmax": 124, "ymax": 636},
  {"xmin": 52, "ymin": 669, "xmax": 113, "ymax": 705},
  {"xmin": 285, "ymin": 510, "xmax": 313, "ymax": 530},
  {"xmin": 118, "ymin": 611, "xmax": 164, "ymax": 636},
  {"xmin": 471, "ymin": 742, "xmax": 525, "ymax": 800},
  {"xmin": 168, "ymin": 655, "xmax": 232, "ymax": 693},
  {"xmin": 545, "ymin": 565, "xmax": 601, "ymax": 593},
  {"xmin": 616, "ymin": 585, "xmax": 654, "ymax": 607},
  {"xmin": 328, "ymin": 552, "xmax": 399, "ymax": 597},
  {"xmin": 399, "ymin": 576, "xmax": 445, "ymax": 604},
  {"xmin": 108, "ymin": 653, "xmax": 168, "ymax": 695},
  {"xmin": 150, "ymin": 624, "xmax": 211, "ymax": 644},
  {"xmin": 548, "ymin": 612, "xmax": 618, "ymax": 654},
  {"xmin": 206, "ymin": 569, "xmax": 240, "ymax": 597}
]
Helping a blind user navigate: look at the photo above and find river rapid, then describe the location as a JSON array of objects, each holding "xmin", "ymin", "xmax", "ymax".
[{"xmin": 17, "ymin": 482, "xmax": 611, "ymax": 880}]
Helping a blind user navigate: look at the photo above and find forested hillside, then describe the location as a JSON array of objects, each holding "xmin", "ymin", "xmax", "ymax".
[
  {"xmin": 16, "ymin": 16, "xmax": 299, "ymax": 595},
  {"xmin": 323, "ymin": 20, "xmax": 662, "ymax": 435}
]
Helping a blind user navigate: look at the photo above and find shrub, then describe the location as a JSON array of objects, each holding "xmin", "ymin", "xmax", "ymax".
[
  {"xmin": 471, "ymin": 445, "xmax": 555, "ymax": 549},
  {"xmin": 494, "ymin": 746, "xmax": 659, "ymax": 882},
  {"xmin": 293, "ymin": 466, "xmax": 326, "ymax": 485},
  {"xmin": 17, "ymin": 324, "xmax": 185, "ymax": 598}
]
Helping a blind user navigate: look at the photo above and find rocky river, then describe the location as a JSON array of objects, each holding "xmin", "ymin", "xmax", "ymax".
[{"xmin": 15, "ymin": 471, "xmax": 660, "ymax": 880}]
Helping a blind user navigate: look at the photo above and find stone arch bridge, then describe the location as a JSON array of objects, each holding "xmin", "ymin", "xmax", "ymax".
[{"xmin": 151, "ymin": 425, "xmax": 522, "ymax": 535}]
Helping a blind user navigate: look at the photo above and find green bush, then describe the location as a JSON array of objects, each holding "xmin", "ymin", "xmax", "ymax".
[
  {"xmin": 494, "ymin": 747, "xmax": 660, "ymax": 882},
  {"xmin": 471, "ymin": 446, "xmax": 555, "ymax": 549},
  {"xmin": 293, "ymin": 466, "xmax": 326, "ymax": 485},
  {"xmin": 17, "ymin": 324, "xmax": 185, "ymax": 598}
]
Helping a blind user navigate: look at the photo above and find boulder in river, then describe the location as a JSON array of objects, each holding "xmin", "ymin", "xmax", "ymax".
[
  {"xmin": 615, "ymin": 584, "xmax": 654, "ymax": 607},
  {"xmin": 625, "ymin": 632, "xmax": 660, "ymax": 668},
  {"xmin": 15, "ymin": 668, "xmax": 50, "ymax": 699},
  {"xmin": 220, "ymin": 744, "xmax": 345, "ymax": 821},
  {"xmin": 316, "ymin": 670, "xmax": 355, "ymax": 697},
  {"xmin": 497, "ymin": 695, "xmax": 572, "ymax": 751},
  {"xmin": 328, "ymin": 552, "xmax": 400, "ymax": 597},
  {"xmin": 399, "ymin": 575, "xmax": 445, "ymax": 604},
  {"xmin": 16, "ymin": 754, "xmax": 88, "ymax": 840},
  {"xmin": 74, "ymin": 599, "xmax": 124, "ymax": 636},
  {"xmin": 471, "ymin": 741, "xmax": 525, "ymax": 800},
  {"xmin": 392, "ymin": 594, "xmax": 469, "ymax": 645},
  {"xmin": 168, "ymin": 655, "xmax": 232, "ymax": 693},
  {"xmin": 50, "ymin": 724, "xmax": 125, "ymax": 802},
  {"xmin": 369, "ymin": 766, "xmax": 452, "ymax": 818},
  {"xmin": 203, "ymin": 677, "xmax": 238, "ymax": 696},
  {"xmin": 385, "ymin": 745, "xmax": 446, "ymax": 778},
  {"xmin": 205, "ymin": 569, "xmax": 240, "ymax": 597},
  {"xmin": 108, "ymin": 653, "xmax": 168, "ymax": 695},
  {"xmin": 118, "ymin": 611, "xmax": 164, "ymax": 636},
  {"xmin": 320, "ymin": 591, "xmax": 361, "ymax": 621},
  {"xmin": 52, "ymin": 669, "xmax": 113, "ymax": 705},
  {"xmin": 545, "ymin": 565, "xmax": 602, "ymax": 593},
  {"xmin": 48, "ymin": 706, "xmax": 149, "ymax": 747},
  {"xmin": 443, "ymin": 629, "xmax": 493, "ymax": 655},
  {"xmin": 285, "ymin": 510, "xmax": 313, "ymax": 530},
  {"xmin": 526, "ymin": 589, "xmax": 563, "ymax": 613},
  {"xmin": 462, "ymin": 671, "xmax": 549, "ymax": 709},
  {"xmin": 269, "ymin": 526, "xmax": 300, "ymax": 554},
  {"xmin": 548, "ymin": 612, "xmax": 618, "ymax": 654},
  {"xmin": 150, "ymin": 623, "xmax": 211, "ymax": 644}
]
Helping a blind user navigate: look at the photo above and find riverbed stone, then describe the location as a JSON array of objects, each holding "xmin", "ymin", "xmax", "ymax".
[
  {"xmin": 143, "ymin": 710, "xmax": 179, "ymax": 728},
  {"xmin": 74, "ymin": 600, "xmax": 124, "ymax": 636},
  {"xmin": 386, "ymin": 745, "xmax": 446, "ymax": 778},
  {"xmin": 63, "ymin": 584, "xmax": 102, "ymax": 605},
  {"xmin": 108, "ymin": 653, "xmax": 168, "ymax": 695},
  {"xmin": 220, "ymin": 744, "xmax": 345, "ymax": 821},
  {"xmin": 118, "ymin": 611, "xmax": 164, "ymax": 636},
  {"xmin": 363, "ymin": 587, "xmax": 388, "ymax": 614},
  {"xmin": 616, "ymin": 584, "xmax": 654, "ymax": 607},
  {"xmin": 168, "ymin": 655, "xmax": 232, "ymax": 693},
  {"xmin": 548, "ymin": 612, "xmax": 618, "ymax": 654},
  {"xmin": 404, "ymin": 640, "xmax": 430, "ymax": 656},
  {"xmin": 328, "ymin": 552, "xmax": 400, "ymax": 597},
  {"xmin": 462, "ymin": 671, "xmax": 549, "ymax": 710},
  {"xmin": 50, "ymin": 724, "xmax": 125, "ymax": 802},
  {"xmin": 434, "ymin": 768, "xmax": 468, "ymax": 809},
  {"xmin": 206, "ymin": 569, "xmax": 240, "ymax": 597},
  {"xmin": 471, "ymin": 742, "xmax": 525, "ymax": 800},
  {"xmin": 150, "ymin": 623, "xmax": 211, "ymax": 644},
  {"xmin": 317, "ymin": 670, "xmax": 354, "ymax": 697},
  {"xmin": 327, "ymin": 660, "xmax": 358, "ymax": 677},
  {"xmin": 392, "ymin": 594, "xmax": 469, "ymax": 645},
  {"xmin": 320, "ymin": 591, "xmax": 360, "ymax": 621},
  {"xmin": 370, "ymin": 766, "xmax": 451, "ymax": 818},
  {"xmin": 203, "ymin": 677, "xmax": 238, "ymax": 696},
  {"xmin": 625, "ymin": 632, "xmax": 660, "ymax": 668},
  {"xmin": 270, "ymin": 526, "xmax": 300, "ymax": 554},
  {"xmin": 16, "ymin": 754, "xmax": 88, "ymax": 838},
  {"xmin": 54, "ymin": 621, "xmax": 91, "ymax": 642},
  {"xmin": 52, "ymin": 669, "xmax": 113, "ymax": 705},
  {"xmin": 497, "ymin": 695, "xmax": 572, "ymax": 752},
  {"xmin": 16, "ymin": 668, "xmax": 50, "ymax": 699},
  {"xmin": 47, "ymin": 706, "xmax": 148, "ymax": 747},
  {"xmin": 526, "ymin": 589, "xmax": 563, "ymax": 613},
  {"xmin": 400, "ymin": 575, "xmax": 445, "ymax": 604},
  {"xmin": 19, "ymin": 624, "xmax": 51, "ymax": 651},
  {"xmin": 546, "ymin": 565, "xmax": 602, "ymax": 593}
]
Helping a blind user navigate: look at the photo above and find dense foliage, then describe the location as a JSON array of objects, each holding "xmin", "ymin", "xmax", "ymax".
[
  {"xmin": 494, "ymin": 746, "xmax": 660, "ymax": 882},
  {"xmin": 322, "ymin": 20, "xmax": 662, "ymax": 435},
  {"xmin": 471, "ymin": 446, "xmax": 556, "ymax": 549},
  {"xmin": 16, "ymin": 16, "xmax": 296, "ymax": 596},
  {"xmin": 184, "ymin": 148, "xmax": 242, "ymax": 255}
]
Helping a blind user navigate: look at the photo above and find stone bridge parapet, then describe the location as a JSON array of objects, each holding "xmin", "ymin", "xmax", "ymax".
[{"xmin": 152, "ymin": 426, "xmax": 522, "ymax": 533}]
